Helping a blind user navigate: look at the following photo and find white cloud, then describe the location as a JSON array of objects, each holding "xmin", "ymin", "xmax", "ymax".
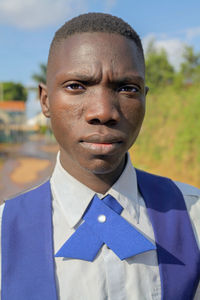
[
  {"xmin": 185, "ymin": 27, "xmax": 200, "ymax": 40},
  {"xmin": 156, "ymin": 39, "xmax": 185, "ymax": 70},
  {"xmin": 0, "ymin": 0, "xmax": 88, "ymax": 29},
  {"xmin": 142, "ymin": 34, "xmax": 186, "ymax": 70},
  {"xmin": 142, "ymin": 34, "xmax": 156, "ymax": 52}
]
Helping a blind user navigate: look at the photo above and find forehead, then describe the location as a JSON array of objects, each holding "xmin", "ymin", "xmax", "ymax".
[{"xmin": 47, "ymin": 32, "xmax": 145, "ymax": 84}]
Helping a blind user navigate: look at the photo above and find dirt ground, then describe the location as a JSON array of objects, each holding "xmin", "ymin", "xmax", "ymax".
[
  {"xmin": 0, "ymin": 138, "xmax": 58, "ymax": 203},
  {"xmin": 10, "ymin": 157, "xmax": 51, "ymax": 184}
]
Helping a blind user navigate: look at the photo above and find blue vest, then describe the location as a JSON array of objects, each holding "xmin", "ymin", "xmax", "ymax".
[{"xmin": 1, "ymin": 170, "xmax": 200, "ymax": 300}]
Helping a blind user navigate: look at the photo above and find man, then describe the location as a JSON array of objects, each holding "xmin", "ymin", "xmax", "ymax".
[{"xmin": 0, "ymin": 13, "xmax": 200, "ymax": 300}]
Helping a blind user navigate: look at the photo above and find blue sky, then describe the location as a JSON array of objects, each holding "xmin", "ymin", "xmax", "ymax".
[{"xmin": 0, "ymin": 0, "xmax": 200, "ymax": 87}]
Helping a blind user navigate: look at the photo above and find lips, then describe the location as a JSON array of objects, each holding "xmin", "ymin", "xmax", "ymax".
[
  {"xmin": 80, "ymin": 133, "xmax": 124, "ymax": 155},
  {"xmin": 80, "ymin": 133, "xmax": 124, "ymax": 144}
]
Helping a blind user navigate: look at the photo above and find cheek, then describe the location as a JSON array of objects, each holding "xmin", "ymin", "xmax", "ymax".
[
  {"xmin": 121, "ymin": 101, "xmax": 145, "ymax": 149},
  {"xmin": 122, "ymin": 100, "xmax": 145, "ymax": 127},
  {"xmin": 49, "ymin": 99, "xmax": 84, "ymax": 133}
]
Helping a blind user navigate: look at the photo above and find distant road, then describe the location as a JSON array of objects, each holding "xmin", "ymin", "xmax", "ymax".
[{"xmin": 0, "ymin": 136, "xmax": 58, "ymax": 203}]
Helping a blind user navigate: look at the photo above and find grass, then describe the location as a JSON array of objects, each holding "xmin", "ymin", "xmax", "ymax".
[{"xmin": 129, "ymin": 85, "xmax": 200, "ymax": 188}]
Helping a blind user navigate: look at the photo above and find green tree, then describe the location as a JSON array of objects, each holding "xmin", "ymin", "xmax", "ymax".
[
  {"xmin": 180, "ymin": 46, "xmax": 200, "ymax": 84},
  {"xmin": 145, "ymin": 41, "xmax": 175, "ymax": 91},
  {"xmin": 1, "ymin": 82, "xmax": 27, "ymax": 101},
  {"xmin": 32, "ymin": 63, "xmax": 47, "ymax": 84}
]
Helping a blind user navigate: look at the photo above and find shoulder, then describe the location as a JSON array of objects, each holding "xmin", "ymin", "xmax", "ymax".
[
  {"xmin": 174, "ymin": 181, "xmax": 200, "ymax": 198},
  {"xmin": 136, "ymin": 167, "xmax": 200, "ymax": 206},
  {"xmin": 174, "ymin": 181, "xmax": 200, "ymax": 225},
  {"xmin": 0, "ymin": 202, "xmax": 5, "ymax": 221},
  {"xmin": 3, "ymin": 180, "xmax": 51, "ymax": 208},
  {"xmin": 0, "ymin": 180, "xmax": 51, "ymax": 224},
  {"xmin": 136, "ymin": 168, "xmax": 200, "ymax": 198},
  {"xmin": 173, "ymin": 181, "xmax": 200, "ymax": 249}
]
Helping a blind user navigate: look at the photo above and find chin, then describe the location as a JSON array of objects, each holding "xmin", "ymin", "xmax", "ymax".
[{"xmin": 83, "ymin": 156, "xmax": 125, "ymax": 175}]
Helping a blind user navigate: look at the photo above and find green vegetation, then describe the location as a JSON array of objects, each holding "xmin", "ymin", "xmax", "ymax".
[
  {"xmin": 32, "ymin": 63, "xmax": 47, "ymax": 84},
  {"xmin": 0, "ymin": 62, "xmax": 47, "ymax": 103},
  {"xmin": 130, "ymin": 84, "xmax": 200, "ymax": 188},
  {"xmin": 180, "ymin": 46, "xmax": 200, "ymax": 84},
  {"xmin": 145, "ymin": 41, "xmax": 200, "ymax": 90},
  {"xmin": 145, "ymin": 41, "xmax": 175, "ymax": 91},
  {"xmin": 0, "ymin": 82, "xmax": 27, "ymax": 101},
  {"xmin": 129, "ymin": 41, "xmax": 200, "ymax": 188}
]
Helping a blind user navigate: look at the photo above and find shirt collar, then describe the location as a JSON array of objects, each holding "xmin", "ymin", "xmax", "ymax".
[
  {"xmin": 107, "ymin": 155, "xmax": 139, "ymax": 218},
  {"xmin": 50, "ymin": 152, "xmax": 139, "ymax": 228}
]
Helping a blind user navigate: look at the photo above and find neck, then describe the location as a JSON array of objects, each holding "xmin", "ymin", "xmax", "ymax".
[{"xmin": 59, "ymin": 151, "xmax": 126, "ymax": 194}]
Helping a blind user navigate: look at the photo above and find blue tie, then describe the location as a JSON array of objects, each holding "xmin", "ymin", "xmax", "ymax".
[{"xmin": 55, "ymin": 194, "xmax": 156, "ymax": 261}]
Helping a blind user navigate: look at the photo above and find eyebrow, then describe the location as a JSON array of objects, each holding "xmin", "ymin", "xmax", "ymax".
[
  {"xmin": 111, "ymin": 75, "xmax": 144, "ymax": 84},
  {"xmin": 71, "ymin": 73, "xmax": 100, "ymax": 83},
  {"xmin": 56, "ymin": 72, "xmax": 100, "ymax": 84},
  {"xmin": 57, "ymin": 72, "xmax": 144, "ymax": 85}
]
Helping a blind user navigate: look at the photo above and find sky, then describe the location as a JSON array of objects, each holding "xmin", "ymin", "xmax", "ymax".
[{"xmin": 0, "ymin": 0, "xmax": 200, "ymax": 116}]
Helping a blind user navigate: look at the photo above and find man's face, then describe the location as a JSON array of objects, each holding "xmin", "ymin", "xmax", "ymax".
[{"xmin": 40, "ymin": 32, "xmax": 147, "ymax": 180}]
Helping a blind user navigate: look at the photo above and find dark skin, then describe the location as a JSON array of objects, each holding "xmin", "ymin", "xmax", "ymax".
[{"xmin": 40, "ymin": 32, "xmax": 148, "ymax": 194}]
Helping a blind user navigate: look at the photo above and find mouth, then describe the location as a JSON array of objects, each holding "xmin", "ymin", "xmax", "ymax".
[{"xmin": 80, "ymin": 134, "xmax": 124, "ymax": 155}]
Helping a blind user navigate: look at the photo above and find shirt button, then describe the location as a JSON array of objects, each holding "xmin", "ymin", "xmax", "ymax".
[{"xmin": 98, "ymin": 214, "xmax": 106, "ymax": 223}]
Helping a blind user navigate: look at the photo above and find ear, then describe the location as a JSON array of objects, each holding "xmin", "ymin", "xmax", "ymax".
[
  {"xmin": 145, "ymin": 86, "xmax": 149, "ymax": 96},
  {"xmin": 39, "ymin": 83, "xmax": 50, "ymax": 118}
]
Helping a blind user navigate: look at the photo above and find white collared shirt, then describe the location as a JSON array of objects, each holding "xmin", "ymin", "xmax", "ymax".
[{"xmin": 0, "ymin": 153, "xmax": 200, "ymax": 299}]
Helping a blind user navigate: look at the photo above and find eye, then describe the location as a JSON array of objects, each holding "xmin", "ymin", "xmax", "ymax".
[
  {"xmin": 65, "ymin": 83, "xmax": 85, "ymax": 90},
  {"xmin": 118, "ymin": 85, "xmax": 139, "ymax": 93}
]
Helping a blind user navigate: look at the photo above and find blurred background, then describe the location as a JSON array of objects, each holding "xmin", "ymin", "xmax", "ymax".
[{"xmin": 0, "ymin": 0, "xmax": 200, "ymax": 202}]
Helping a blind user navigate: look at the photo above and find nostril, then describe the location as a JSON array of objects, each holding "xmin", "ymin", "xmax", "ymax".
[
  {"xmin": 88, "ymin": 118, "xmax": 117, "ymax": 126},
  {"xmin": 107, "ymin": 119, "xmax": 117, "ymax": 126},
  {"xmin": 89, "ymin": 119, "xmax": 101, "ymax": 125}
]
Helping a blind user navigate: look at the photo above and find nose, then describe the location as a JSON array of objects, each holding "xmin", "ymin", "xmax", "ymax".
[{"xmin": 85, "ymin": 89, "xmax": 120, "ymax": 125}]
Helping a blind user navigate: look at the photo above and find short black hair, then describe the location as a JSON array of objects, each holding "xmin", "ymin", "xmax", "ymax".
[{"xmin": 49, "ymin": 12, "xmax": 144, "ymax": 60}]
